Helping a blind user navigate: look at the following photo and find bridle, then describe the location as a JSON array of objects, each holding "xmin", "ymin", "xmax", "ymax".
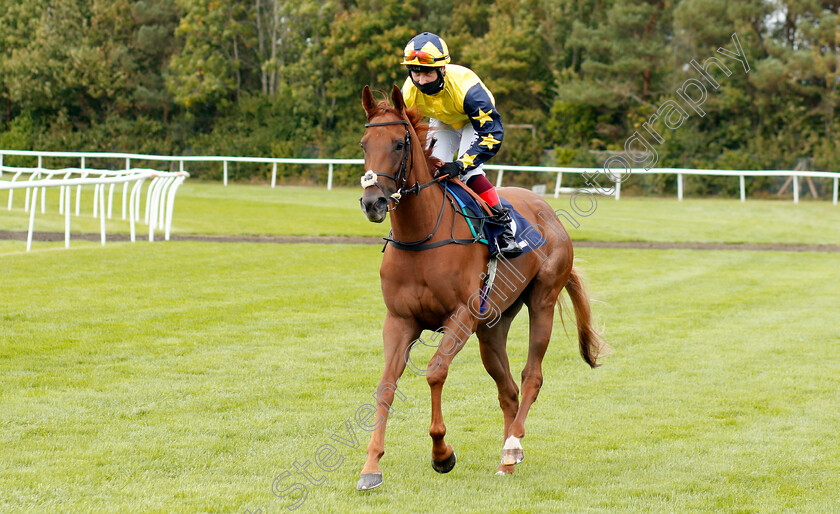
[
  {"xmin": 362, "ymin": 117, "xmax": 483, "ymax": 251},
  {"xmin": 362, "ymin": 119, "xmax": 442, "ymax": 210}
]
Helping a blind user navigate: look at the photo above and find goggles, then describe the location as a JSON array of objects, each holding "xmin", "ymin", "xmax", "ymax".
[{"xmin": 404, "ymin": 50, "xmax": 446, "ymax": 65}]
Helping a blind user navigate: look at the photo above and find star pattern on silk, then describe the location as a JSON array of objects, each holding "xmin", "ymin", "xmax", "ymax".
[
  {"xmin": 478, "ymin": 134, "xmax": 501, "ymax": 150},
  {"xmin": 472, "ymin": 108, "xmax": 494, "ymax": 127},
  {"xmin": 457, "ymin": 153, "xmax": 477, "ymax": 169}
]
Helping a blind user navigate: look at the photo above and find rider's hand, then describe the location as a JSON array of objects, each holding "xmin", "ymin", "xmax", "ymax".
[{"xmin": 436, "ymin": 161, "xmax": 463, "ymax": 180}]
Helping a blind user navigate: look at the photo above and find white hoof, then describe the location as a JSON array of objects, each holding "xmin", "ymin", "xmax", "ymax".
[
  {"xmin": 503, "ymin": 435, "xmax": 522, "ymax": 450},
  {"xmin": 501, "ymin": 435, "xmax": 524, "ymax": 466}
]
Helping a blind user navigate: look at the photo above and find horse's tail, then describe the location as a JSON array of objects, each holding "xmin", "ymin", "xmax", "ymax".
[{"xmin": 562, "ymin": 266, "xmax": 610, "ymax": 368}]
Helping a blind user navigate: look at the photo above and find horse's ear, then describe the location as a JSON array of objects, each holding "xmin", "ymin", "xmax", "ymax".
[
  {"xmin": 391, "ymin": 85, "xmax": 406, "ymax": 113},
  {"xmin": 362, "ymin": 85, "xmax": 377, "ymax": 118}
]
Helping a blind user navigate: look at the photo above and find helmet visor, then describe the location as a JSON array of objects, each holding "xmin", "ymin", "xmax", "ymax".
[{"xmin": 404, "ymin": 50, "xmax": 446, "ymax": 66}]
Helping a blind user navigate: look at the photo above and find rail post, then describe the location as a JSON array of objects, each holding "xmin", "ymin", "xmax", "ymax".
[
  {"xmin": 99, "ymin": 180, "xmax": 106, "ymax": 245},
  {"xmin": 123, "ymin": 157, "xmax": 131, "ymax": 219},
  {"xmin": 328, "ymin": 163, "xmax": 334, "ymax": 191},
  {"xmin": 76, "ymin": 157, "xmax": 85, "ymax": 216},
  {"xmin": 59, "ymin": 171, "xmax": 71, "ymax": 214},
  {"xmin": 27, "ymin": 187, "xmax": 38, "ymax": 252},
  {"xmin": 38, "ymin": 155, "xmax": 46, "ymax": 213},
  {"xmin": 677, "ymin": 173, "xmax": 683, "ymax": 201},
  {"xmin": 64, "ymin": 185, "xmax": 71, "ymax": 248}
]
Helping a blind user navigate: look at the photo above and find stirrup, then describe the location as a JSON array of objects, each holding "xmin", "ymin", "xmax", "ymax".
[
  {"xmin": 498, "ymin": 241, "xmax": 523, "ymax": 257},
  {"xmin": 497, "ymin": 227, "xmax": 522, "ymax": 257},
  {"xmin": 487, "ymin": 205, "xmax": 522, "ymax": 257}
]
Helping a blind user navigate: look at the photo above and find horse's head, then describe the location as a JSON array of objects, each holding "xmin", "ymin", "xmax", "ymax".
[{"xmin": 359, "ymin": 85, "xmax": 427, "ymax": 223}]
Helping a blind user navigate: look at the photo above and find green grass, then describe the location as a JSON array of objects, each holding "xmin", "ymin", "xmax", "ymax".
[
  {"xmin": 2, "ymin": 182, "xmax": 839, "ymax": 245},
  {"xmin": 1, "ymin": 241, "xmax": 838, "ymax": 512},
  {"xmin": 2, "ymin": 181, "xmax": 838, "ymax": 510}
]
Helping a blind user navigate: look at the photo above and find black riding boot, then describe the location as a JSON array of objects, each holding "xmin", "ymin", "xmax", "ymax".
[{"xmin": 489, "ymin": 204, "xmax": 523, "ymax": 257}]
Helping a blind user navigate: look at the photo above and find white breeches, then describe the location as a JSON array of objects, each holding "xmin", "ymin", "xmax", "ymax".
[{"xmin": 428, "ymin": 119, "xmax": 486, "ymax": 182}]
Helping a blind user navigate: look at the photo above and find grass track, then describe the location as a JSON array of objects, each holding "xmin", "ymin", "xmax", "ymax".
[
  {"xmin": 2, "ymin": 182, "xmax": 840, "ymax": 245},
  {"xmin": 2, "ymin": 241, "xmax": 839, "ymax": 512}
]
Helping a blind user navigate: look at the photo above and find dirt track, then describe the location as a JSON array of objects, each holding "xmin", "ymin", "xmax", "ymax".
[{"xmin": 2, "ymin": 230, "xmax": 839, "ymax": 252}]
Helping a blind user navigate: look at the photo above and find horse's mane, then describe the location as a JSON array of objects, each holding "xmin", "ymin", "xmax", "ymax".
[{"xmin": 368, "ymin": 99, "xmax": 434, "ymax": 165}]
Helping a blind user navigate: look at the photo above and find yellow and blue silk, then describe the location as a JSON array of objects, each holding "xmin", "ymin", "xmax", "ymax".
[{"xmin": 402, "ymin": 64, "xmax": 504, "ymax": 173}]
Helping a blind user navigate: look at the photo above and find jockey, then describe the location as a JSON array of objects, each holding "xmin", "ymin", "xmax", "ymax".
[{"xmin": 401, "ymin": 32, "xmax": 522, "ymax": 257}]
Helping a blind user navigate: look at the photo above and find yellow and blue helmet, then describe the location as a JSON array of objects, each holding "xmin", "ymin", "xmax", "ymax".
[{"xmin": 401, "ymin": 32, "xmax": 450, "ymax": 68}]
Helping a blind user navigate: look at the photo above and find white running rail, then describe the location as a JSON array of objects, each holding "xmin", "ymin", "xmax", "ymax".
[
  {"xmin": 1, "ymin": 166, "xmax": 188, "ymax": 251},
  {"xmin": 0, "ymin": 149, "xmax": 836, "ymax": 204},
  {"xmin": 485, "ymin": 165, "xmax": 840, "ymax": 204}
]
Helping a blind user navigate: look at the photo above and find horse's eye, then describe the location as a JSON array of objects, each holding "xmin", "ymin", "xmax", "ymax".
[
  {"xmin": 360, "ymin": 142, "xmax": 366, "ymax": 151},
  {"xmin": 394, "ymin": 141, "xmax": 404, "ymax": 152}
]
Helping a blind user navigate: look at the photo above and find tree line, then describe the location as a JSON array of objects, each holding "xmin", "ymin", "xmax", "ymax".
[{"xmin": 1, "ymin": 0, "xmax": 837, "ymax": 196}]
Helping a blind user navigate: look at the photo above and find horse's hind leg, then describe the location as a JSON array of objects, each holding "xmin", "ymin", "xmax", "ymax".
[
  {"xmin": 476, "ymin": 303, "xmax": 522, "ymax": 474},
  {"xmin": 504, "ymin": 289, "xmax": 558, "ymax": 466}
]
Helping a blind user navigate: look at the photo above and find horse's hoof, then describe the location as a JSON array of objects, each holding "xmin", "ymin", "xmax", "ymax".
[
  {"xmin": 501, "ymin": 435, "xmax": 524, "ymax": 466},
  {"xmin": 501, "ymin": 449, "xmax": 524, "ymax": 466},
  {"xmin": 431, "ymin": 451, "xmax": 457, "ymax": 473},
  {"xmin": 356, "ymin": 472, "xmax": 383, "ymax": 491},
  {"xmin": 496, "ymin": 464, "xmax": 516, "ymax": 475}
]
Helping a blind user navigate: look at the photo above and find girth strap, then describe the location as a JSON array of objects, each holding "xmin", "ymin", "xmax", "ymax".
[{"xmin": 384, "ymin": 236, "xmax": 480, "ymax": 252}]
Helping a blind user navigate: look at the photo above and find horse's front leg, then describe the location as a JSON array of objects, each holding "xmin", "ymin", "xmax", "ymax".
[
  {"xmin": 357, "ymin": 312, "xmax": 419, "ymax": 490},
  {"xmin": 426, "ymin": 306, "xmax": 476, "ymax": 473}
]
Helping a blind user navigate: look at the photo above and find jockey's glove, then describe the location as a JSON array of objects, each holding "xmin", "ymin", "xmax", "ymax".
[{"xmin": 436, "ymin": 161, "xmax": 463, "ymax": 179}]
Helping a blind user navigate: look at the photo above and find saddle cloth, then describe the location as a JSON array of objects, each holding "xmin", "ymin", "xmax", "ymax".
[{"xmin": 444, "ymin": 181, "xmax": 546, "ymax": 258}]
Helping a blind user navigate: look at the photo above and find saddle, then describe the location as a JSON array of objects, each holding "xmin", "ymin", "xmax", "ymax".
[{"xmin": 443, "ymin": 179, "xmax": 545, "ymax": 258}]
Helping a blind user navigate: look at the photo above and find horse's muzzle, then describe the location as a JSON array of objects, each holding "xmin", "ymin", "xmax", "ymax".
[{"xmin": 360, "ymin": 194, "xmax": 388, "ymax": 223}]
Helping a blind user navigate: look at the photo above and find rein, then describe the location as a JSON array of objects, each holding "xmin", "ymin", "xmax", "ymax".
[{"xmin": 385, "ymin": 185, "xmax": 488, "ymax": 251}]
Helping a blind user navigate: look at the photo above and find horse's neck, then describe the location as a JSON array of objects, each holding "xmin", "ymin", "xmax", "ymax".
[
  {"xmin": 389, "ymin": 160, "xmax": 451, "ymax": 242},
  {"xmin": 389, "ymin": 192, "xmax": 444, "ymax": 241}
]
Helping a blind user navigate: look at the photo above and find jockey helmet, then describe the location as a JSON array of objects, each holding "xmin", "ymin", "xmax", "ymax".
[
  {"xmin": 402, "ymin": 32, "xmax": 449, "ymax": 95},
  {"xmin": 401, "ymin": 32, "xmax": 450, "ymax": 68}
]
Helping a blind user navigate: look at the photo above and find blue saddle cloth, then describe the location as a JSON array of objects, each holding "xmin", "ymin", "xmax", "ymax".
[{"xmin": 444, "ymin": 182, "xmax": 546, "ymax": 257}]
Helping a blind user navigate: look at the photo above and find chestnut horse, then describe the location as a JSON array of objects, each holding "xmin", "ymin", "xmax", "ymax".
[{"xmin": 356, "ymin": 85, "xmax": 607, "ymax": 490}]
